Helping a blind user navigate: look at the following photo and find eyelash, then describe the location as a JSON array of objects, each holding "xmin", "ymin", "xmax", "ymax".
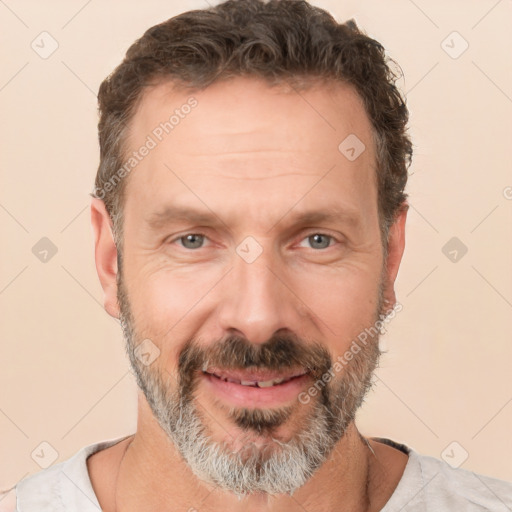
[{"xmin": 170, "ymin": 232, "xmax": 339, "ymax": 250}]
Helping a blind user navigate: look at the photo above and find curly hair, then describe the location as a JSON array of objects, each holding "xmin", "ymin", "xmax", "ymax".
[{"xmin": 93, "ymin": 0, "xmax": 412, "ymax": 251}]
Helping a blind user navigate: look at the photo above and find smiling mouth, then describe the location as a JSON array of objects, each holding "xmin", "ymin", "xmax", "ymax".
[{"xmin": 202, "ymin": 367, "xmax": 309, "ymax": 388}]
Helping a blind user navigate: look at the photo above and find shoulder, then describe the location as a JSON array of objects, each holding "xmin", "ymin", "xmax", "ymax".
[
  {"xmin": 9, "ymin": 435, "xmax": 131, "ymax": 512},
  {"xmin": 416, "ymin": 452, "xmax": 512, "ymax": 510},
  {"xmin": 373, "ymin": 438, "xmax": 512, "ymax": 511}
]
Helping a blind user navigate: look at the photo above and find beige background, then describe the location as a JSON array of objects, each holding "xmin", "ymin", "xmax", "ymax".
[{"xmin": 1, "ymin": 0, "xmax": 511, "ymax": 492}]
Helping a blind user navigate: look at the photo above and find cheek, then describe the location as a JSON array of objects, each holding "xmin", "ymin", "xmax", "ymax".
[
  {"xmin": 122, "ymin": 247, "xmax": 382, "ymax": 365},
  {"xmin": 293, "ymin": 265, "xmax": 382, "ymax": 340},
  {"xmin": 136, "ymin": 263, "xmax": 379, "ymax": 321},
  {"xmin": 124, "ymin": 266, "xmax": 224, "ymax": 347},
  {"xmin": 122, "ymin": 272, "xmax": 201, "ymax": 375}
]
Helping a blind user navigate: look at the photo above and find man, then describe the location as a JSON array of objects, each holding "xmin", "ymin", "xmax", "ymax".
[{"xmin": 4, "ymin": 0, "xmax": 512, "ymax": 510}]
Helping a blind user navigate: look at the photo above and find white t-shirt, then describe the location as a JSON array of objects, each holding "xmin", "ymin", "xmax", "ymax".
[{"xmin": 1, "ymin": 436, "xmax": 511, "ymax": 511}]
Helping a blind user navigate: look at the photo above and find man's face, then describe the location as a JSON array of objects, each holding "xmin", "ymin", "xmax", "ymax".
[{"xmin": 96, "ymin": 77, "xmax": 405, "ymax": 494}]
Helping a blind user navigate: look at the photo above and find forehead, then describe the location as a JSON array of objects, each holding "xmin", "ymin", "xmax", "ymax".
[
  {"xmin": 122, "ymin": 76, "xmax": 378, "ymax": 228},
  {"xmin": 129, "ymin": 76, "xmax": 374, "ymax": 159}
]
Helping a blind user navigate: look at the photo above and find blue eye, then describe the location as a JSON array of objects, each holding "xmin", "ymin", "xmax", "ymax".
[
  {"xmin": 177, "ymin": 233, "xmax": 206, "ymax": 249},
  {"xmin": 299, "ymin": 233, "xmax": 334, "ymax": 250}
]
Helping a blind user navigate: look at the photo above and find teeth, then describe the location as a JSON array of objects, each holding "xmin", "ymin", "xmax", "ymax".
[
  {"xmin": 257, "ymin": 379, "xmax": 276, "ymax": 388},
  {"xmin": 208, "ymin": 371, "xmax": 303, "ymax": 387},
  {"xmin": 240, "ymin": 377, "xmax": 287, "ymax": 387},
  {"xmin": 240, "ymin": 380, "xmax": 258, "ymax": 386}
]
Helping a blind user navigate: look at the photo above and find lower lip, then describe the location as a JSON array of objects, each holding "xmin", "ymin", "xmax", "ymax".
[{"xmin": 201, "ymin": 372, "xmax": 311, "ymax": 408}]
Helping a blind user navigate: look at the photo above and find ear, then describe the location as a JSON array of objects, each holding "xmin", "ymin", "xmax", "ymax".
[
  {"xmin": 382, "ymin": 202, "xmax": 408, "ymax": 313},
  {"xmin": 91, "ymin": 198, "xmax": 120, "ymax": 319}
]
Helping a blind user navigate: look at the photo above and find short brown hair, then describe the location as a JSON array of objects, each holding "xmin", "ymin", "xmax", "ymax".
[{"xmin": 93, "ymin": 0, "xmax": 412, "ymax": 251}]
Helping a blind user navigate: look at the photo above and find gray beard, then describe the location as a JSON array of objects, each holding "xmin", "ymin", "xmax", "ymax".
[{"xmin": 118, "ymin": 280, "xmax": 384, "ymax": 496}]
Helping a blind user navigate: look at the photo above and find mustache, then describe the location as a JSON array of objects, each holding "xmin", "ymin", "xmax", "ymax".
[{"xmin": 177, "ymin": 333, "xmax": 333, "ymax": 389}]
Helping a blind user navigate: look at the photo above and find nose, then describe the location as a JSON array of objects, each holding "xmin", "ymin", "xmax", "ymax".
[{"xmin": 216, "ymin": 246, "xmax": 302, "ymax": 345}]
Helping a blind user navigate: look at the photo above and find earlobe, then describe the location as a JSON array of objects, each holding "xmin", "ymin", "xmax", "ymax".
[
  {"xmin": 91, "ymin": 198, "xmax": 120, "ymax": 319},
  {"xmin": 382, "ymin": 202, "xmax": 408, "ymax": 313}
]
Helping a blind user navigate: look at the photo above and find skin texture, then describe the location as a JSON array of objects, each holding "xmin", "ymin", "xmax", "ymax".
[{"xmin": 89, "ymin": 77, "xmax": 409, "ymax": 511}]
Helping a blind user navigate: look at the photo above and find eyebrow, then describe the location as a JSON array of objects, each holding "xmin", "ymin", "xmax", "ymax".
[
  {"xmin": 145, "ymin": 205, "xmax": 362, "ymax": 232},
  {"xmin": 146, "ymin": 207, "xmax": 228, "ymax": 231},
  {"xmin": 269, "ymin": 208, "xmax": 362, "ymax": 232}
]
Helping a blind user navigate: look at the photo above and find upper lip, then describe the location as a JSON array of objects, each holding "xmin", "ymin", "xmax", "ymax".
[{"xmin": 202, "ymin": 366, "xmax": 309, "ymax": 384}]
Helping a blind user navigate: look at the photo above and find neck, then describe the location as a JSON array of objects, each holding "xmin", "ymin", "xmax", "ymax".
[{"xmin": 113, "ymin": 398, "xmax": 380, "ymax": 512}]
